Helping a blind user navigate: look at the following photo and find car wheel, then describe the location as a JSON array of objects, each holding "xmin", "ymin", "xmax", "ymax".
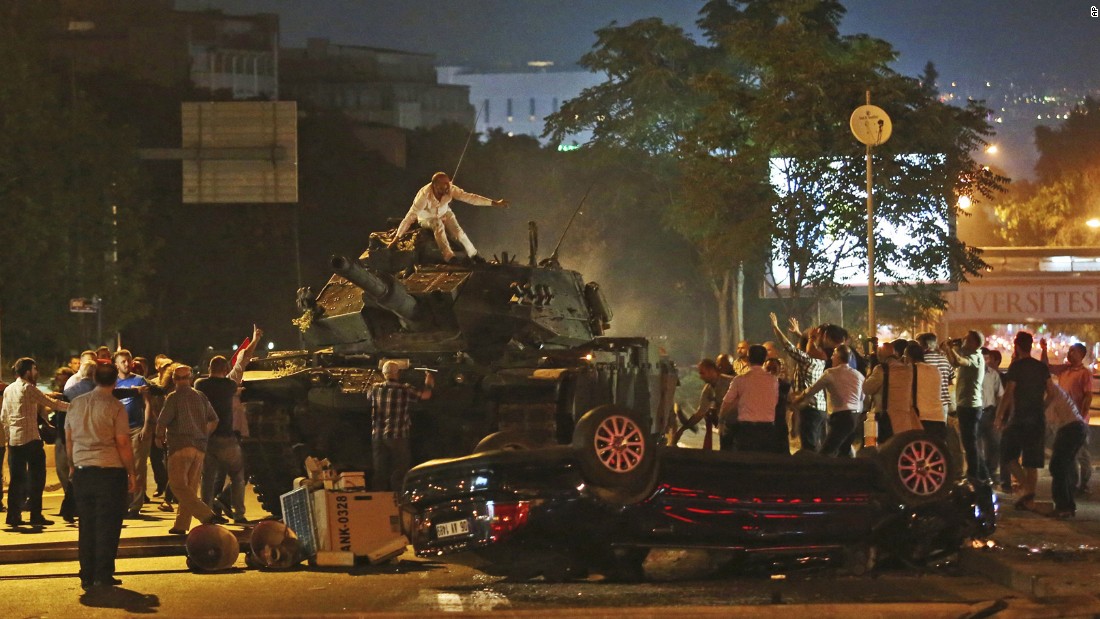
[
  {"xmin": 474, "ymin": 430, "xmax": 552, "ymax": 453},
  {"xmin": 877, "ymin": 430, "xmax": 956, "ymax": 506},
  {"xmin": 572, "ymin": 405, "xmax": 657, "ymax": 505}
]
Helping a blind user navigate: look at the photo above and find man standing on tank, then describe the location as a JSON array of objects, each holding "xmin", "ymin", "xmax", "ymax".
[
  {"xmin": 66, "ymin": 361, "xmax": 136, "ymax": 589},
  {"xmin": 369, "ymin": 361, "xmax": 434, "ymax": 491},
  {"xmin": 387, "ymin": 171, "xmax": 509, "ymax": 263}
]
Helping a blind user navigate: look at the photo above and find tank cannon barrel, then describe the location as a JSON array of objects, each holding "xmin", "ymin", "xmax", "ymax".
[{"xmin": 331, "ymin": 255, "xmax": 427, "ymax": 330}]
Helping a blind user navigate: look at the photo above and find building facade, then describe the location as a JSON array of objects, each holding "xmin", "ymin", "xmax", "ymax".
[
  {"xmin": 281, "ymin": 38, "xmax": 473, "ymax": 130},
  {"xmin": 48, "ymin": 0, "xmax": 279, "ymax": 100}
]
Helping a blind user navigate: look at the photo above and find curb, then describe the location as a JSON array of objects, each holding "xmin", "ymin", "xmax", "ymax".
[{"xmin": 961, "ymin": 546, "xmax": 1100, "ymax": 599}]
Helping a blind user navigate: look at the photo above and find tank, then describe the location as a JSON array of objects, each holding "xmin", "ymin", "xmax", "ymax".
[{"xmin": 241, "ymin": 224, "xmax": 678, "ymax": 515}]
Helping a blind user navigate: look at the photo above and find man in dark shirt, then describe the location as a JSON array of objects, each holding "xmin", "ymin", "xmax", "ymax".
[
  {"xmin": 196, "ymin": 326, "xmax": 260, "ymax": 523},
  {"xmin": 996, "ymin": 331, "xmax": 1053, "ymax": 510},
  {"xmin": 370, "ymin": 361, "xmax": 433, "ymax": 491}
]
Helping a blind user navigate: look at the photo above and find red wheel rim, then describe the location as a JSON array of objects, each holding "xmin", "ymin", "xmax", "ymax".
[
  {"xmin": 592, "ymin": 415, "xmax": 645, "ymax": 473},
  {"xmin": 897, "ymin": 439, "xmax": 947, "ymax": 496}
]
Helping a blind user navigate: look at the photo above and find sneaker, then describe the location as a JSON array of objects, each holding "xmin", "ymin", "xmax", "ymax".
[
  {"xmin": 158, "ymin": 502, "xmax": 175, "ymax": 513},
  {"xmin": 1052, "ymin": 509, "xmax": 1076, "ymax": 519},
  {"xmin": 94, "ymin": 577, "xmax": 123, "ymax": 587},
  {"xmin": 207, "ymin": 515, "xmax": 229, "ymax": 525}
]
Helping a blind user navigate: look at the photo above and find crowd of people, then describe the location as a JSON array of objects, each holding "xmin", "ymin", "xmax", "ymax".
[
  {"xmin": 0, "ymin": 325, "xmax": 262, "ymax": 589},
  {"xmin": 679, "ymin": 316, "xmax": 1093, "ymax": 521}
]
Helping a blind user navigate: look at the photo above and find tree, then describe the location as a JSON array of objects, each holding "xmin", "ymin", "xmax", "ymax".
[
  {"xmin": 547, "ymin": 0, "xmax": 1001, "ymax": 342},
  {"xmin": 996, "ymin": 98, "xmax": 1100, "ymax": 246},
  {"xmin": 0, "ymin": 24, "xmax": 154, "ymax": 358}
]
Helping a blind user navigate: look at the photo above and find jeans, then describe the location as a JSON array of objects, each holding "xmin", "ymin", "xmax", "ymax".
[
  {"xmin": 202, "ymin": 435, "xmax": 246, "ymax": 519},
  {"xmin": 7, "ymin": 440, "xmax": 46, "ymax": 520},
  {"xmin": 978, "ymin": 405, "xmax": 1001, "ymax": 483},
  {"xmin": 167, "ymin": 447, "xmax": 214, "ymax": 531},
  {"xmin": 372, "ymin": 437, "xmax": 411, "ymax": 492},
  {"xmin": 798, "ymin": 408, "xmax": 827, "ymax": 452},
  {"xmin": 957, "ymin": 406, "xmax": 989, "ymax": 481},
  {"xmin": 1051, "ymin": 421, "xmax": 1087, "ymax": 513},
  {"xmin": 55, "ymin": 439, "xmax": 75, "ymax": 519},
  {"xmin": 72, "ymin": 467, "xmax": 128, "ymax": 584}
]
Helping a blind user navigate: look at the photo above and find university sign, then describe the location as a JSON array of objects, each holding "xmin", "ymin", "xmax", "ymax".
[{"xmin": 944, "ymin": 277, "xmax": 1100, "ymax": 322}]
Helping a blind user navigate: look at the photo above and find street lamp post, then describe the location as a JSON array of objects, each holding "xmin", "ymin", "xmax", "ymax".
[{"xmin": 849, "ymin": 93, "xmax": 892, "ymax": 339}]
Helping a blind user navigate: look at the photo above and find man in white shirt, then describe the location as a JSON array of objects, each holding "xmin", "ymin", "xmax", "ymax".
[
  {"xmin": 2, "ymin": 357, "xmax": 70, "ymax": 527},
  {"xmin": 388, "ymin": 172, "xmax": 509, "ymax": 263},
  {"xmin": 793, "ymin": 344, "xmax": 864, "ymax": 457},
  {"xmin": 720, "ymin": 345, "xmax": 780, "ymax": 453}
]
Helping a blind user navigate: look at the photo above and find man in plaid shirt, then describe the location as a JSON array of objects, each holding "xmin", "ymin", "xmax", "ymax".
[
  {"xmin": 770, "ymin": 313, "xmax": 827, "ymax": 452},
  {"xmin": 370, "ymin": 361, "xmax": 433, "ymax": 491}
]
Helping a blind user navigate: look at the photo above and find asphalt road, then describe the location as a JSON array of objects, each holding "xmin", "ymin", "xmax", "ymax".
[{"xmin": 0, "ymin": 550, "xmax": 1022, "ymax": 618}]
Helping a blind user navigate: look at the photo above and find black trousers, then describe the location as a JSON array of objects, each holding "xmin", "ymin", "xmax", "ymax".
[
  {"xmin": 7, "ymin": 440, "xmax": 46, "ymax": 520},
  {"xmin": 957, "ymin": 406, "xmax": 989, "ymax": 481},
  {"xmin": 1051, "ymin": 422, "xmax": 1087, "ymax": 513},
  {"xmin": 150, "ymin": 442, "xmax": 169, "ymax": 493},
  {"xmin": 820, "ymin": 411, "xmax": 860, "ymax": 457},
  {"xmin": 73, "ymin": 467, "xmax": 128, "ymax": 584},
  {"xmin": 729, "ymin": 422, "xmax": 785, "ymax": 453}
]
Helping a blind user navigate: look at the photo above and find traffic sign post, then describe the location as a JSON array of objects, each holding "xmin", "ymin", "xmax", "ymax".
[{"xmin": 70, "ymin": 296, "xmax": 103, "ymax": 345}]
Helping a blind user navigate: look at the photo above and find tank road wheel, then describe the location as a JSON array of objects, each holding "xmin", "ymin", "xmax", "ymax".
[
  {"xmin": 877, "ymin": 430, "xmax": 956, "ymax": 506},
  {"xmin": 242, "ymin": 439, "xmax": 301, "ymax": 518},
  {"xmin": 572, "ymin": 405, "xmax": 657, "ymax": 505}
]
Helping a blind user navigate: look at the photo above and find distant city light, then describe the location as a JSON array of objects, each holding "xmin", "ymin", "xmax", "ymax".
[
  {"xmin": 1086, "ymin": 218, "xmax": 1100, "ymax": 229},
  {"xmin": 957, "ymin": 196, "xmax": 972, "ymax": 209},
  {"xmin": 267, "ymin": 342, "xmax": 275, "ymax": 350},
  {"xmin": 232, "ymin": 344, "xmax": 239, "ymax": 351}
]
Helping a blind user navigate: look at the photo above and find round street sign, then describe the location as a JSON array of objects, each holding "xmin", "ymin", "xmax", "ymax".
[{"xmin": 850, "ymin": 105, "xmax": 892, "ymax": 146}]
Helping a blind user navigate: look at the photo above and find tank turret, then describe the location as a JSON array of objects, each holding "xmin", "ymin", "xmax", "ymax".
[{"xmin": 330, "ymin": 255, "xmax": 428, "ymax": 331}]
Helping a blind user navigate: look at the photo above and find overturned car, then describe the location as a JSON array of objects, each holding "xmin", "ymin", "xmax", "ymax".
[{"xmin": 399, "ymin": 406, "xmax": 997, "ymax": 580}]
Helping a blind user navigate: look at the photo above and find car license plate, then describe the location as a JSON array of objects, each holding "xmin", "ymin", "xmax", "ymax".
[{"xmin": 435, "ymin": 519, "xmax": 469, "ymax": 539}]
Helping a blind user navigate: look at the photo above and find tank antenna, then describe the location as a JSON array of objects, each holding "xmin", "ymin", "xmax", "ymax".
[
  {"xmin": 450, "ymin": 106, "xmax": 482, "ymax": 184},
  {"xmin": 548, "ymin": 180, "xmax": 595, "ymax": 263}
]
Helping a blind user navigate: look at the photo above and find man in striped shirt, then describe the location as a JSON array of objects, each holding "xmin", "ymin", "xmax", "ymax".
[
  {"xmin": 370, "ymin": 361, "xmax": 433, "ymax": 491},
  {"xmin": 155, "ymin": 365, "xmax": 218, "ymax": 535}
]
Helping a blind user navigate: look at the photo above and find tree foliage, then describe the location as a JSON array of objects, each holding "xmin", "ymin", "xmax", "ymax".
[
  {"xmin": 546, "ymin": 0, "xmax": 1003, "ymax": 340},
  {"xmin": 0, "ymin": 26, "xmax": 154, "ymax": 358}
]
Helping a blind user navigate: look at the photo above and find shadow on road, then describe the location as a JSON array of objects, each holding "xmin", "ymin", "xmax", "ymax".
[{"xmin": 80, "ymin": 587, "xmax": 160, "ymax": 614}]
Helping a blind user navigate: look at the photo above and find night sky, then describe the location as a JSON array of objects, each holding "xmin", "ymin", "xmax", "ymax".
[{"xmin": 176, "ymin": 0, "xmax": 1100, "ymax": 84}]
